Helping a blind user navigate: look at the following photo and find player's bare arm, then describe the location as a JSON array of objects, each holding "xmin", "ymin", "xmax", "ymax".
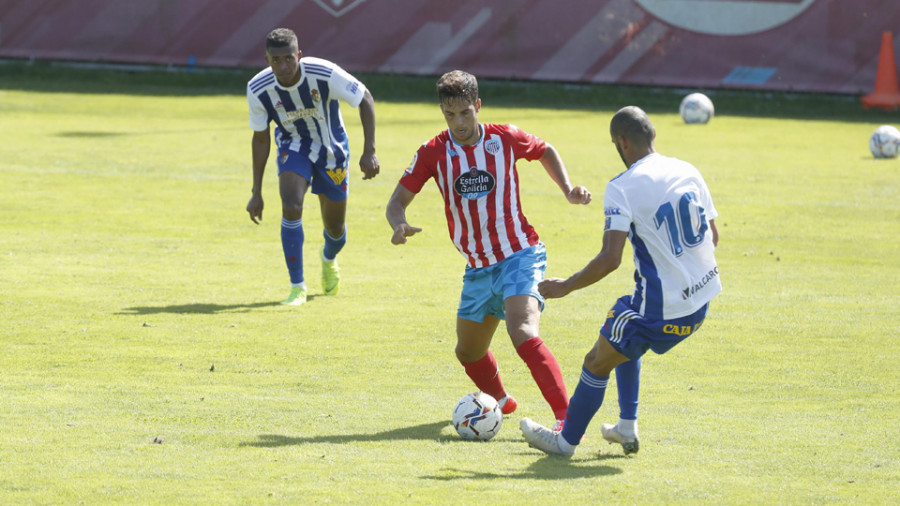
[
  {"xmin": 710, "ymin": 219, "xmax": 719, "ymax": 247},
  {"xmin": 385, "ymin": 184, "xmax": 423, "ymax": 245},
  {"xmin": 247, "ymin": 127, "xmax": 271, "ymax": 224},
  {"xmin": 358, "ymin": 89, "xmax": 380, "ymax": 180},
  {"xmin": 539, "ymin": 230, "xmax": 627, "ymax": 299},
  {"xmin": 539, "ymin": 143, "xmax": 591, "ymax": 205}
]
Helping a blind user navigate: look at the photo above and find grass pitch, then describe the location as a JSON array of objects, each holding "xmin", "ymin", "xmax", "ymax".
[{"xmin": 1, "ymin": 63, "xmax": 898, "ymax": 504}]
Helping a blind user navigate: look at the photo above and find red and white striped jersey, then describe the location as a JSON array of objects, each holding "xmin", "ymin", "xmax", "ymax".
[{"xmin": 400, "ymin": 123, "xmax": 546, "ymax": 268}]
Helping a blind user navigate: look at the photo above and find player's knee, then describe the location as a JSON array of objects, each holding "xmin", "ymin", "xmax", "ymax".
[
  {"xmin": 455, "ymin": 344, "xmax": 482, "ymax": 364},
  {"xmin": 583, "ymin": 347, "xmax": 614, "ymax": 377},
  {"xmin": 505, "ymin": 314, "xmax": 539, "ymax": 342},
  {"xmin": 506, "ymin": 325, "xmax": 536, "ymax": 347},
  {"xmin": 324, "ymin": 222, "xmax": 346, "ymax": 240},
  {"xmin": 582, "ymin": 349, "xmax": 596, "ymax": 368},
  {"xmin": 281, "ymin": 201, "xmax": 303, "ymax": 220}
]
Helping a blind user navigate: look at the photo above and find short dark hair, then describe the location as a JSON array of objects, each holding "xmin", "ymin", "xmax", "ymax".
[
  {"xmin": 266, "ymin": 28, "xmax": 298, "ymax": 50},
  {"xmin": 436, "ymin": 70, "xmax": 479, "ymax": 105},
  {"xmin": 610, "ymin": 106, "xmax": 655, "ymax": 146}
]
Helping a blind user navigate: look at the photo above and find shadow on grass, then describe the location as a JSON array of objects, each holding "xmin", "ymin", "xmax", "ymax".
[
  {"xmin": 423, "ymin": 456, "xmax": 623, "ymax": 481},
  {"xmin": 242, "ymin": 421, "xmax": 625, "ymax": 479},
  {"xmin": 54, "ymin": 126, "xmax": 238, "ymax": 138},
  {"xmin": 241, "ymin": 421, "xmax": 452, "ymax": 448},
  {"xmin": 118, "ymin": 300, "xmax": 285, "ymax": 315}
]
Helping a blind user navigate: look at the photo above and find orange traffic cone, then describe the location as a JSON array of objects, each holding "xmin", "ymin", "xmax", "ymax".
[{"xmin": 861, "ymin": 31, "xmax": 900, "ymax": 110}]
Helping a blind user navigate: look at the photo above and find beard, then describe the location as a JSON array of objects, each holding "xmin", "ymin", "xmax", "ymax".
[{"xmin": 615, "ymin": 141, "xmax": 628, "ymax": 168}]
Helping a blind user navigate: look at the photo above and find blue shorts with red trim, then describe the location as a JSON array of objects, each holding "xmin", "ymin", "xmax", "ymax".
[{"xmin": 600, "ymin": 295, "xmax": 709, "ymax": 361}]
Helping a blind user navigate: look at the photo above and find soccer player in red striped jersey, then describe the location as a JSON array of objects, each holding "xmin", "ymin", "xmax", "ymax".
[{"xmin": 386, "ymin": 70, "xmax": 592, "ymax": 426}]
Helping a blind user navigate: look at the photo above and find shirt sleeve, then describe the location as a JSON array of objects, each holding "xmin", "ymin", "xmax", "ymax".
[
  {"xmin": 247, "ymin": 87, "xmax": 269, "ymax": 132},
  {"xmin": 506, "ymin": 124, "xmax": 547, "ymax": 161},
  {"xmin": 327, "ymin": 62, "xmax": 368, "ymax": 108},
  {"xmin": 603, "ymin": 181, "xmax": 632, "ymax": 232},
  {"xmin": 398, "ymin": 143, "xmax": 435, "ymax": 194}
]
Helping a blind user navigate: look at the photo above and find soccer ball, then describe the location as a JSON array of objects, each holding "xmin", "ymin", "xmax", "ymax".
[
  {"xmin": 452, "ymin": 392, "xmax": 503, "ymax": 441},
  {"xmin": 869, "ymin": 125, "xmax": 900, "ymax": 159},
  {"xmin": 679, "ymin": 93, "xmax": 715, "ymax": 124}
]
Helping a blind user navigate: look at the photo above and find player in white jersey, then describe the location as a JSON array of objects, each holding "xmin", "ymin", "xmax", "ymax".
[
  {"xmin": 520, "ymin": 106, "xmax": 722, "ymax": 457},
  {"xmin": 386, "ymin": 70, "xmax": 592, "ymax": 425},
  {"xmin": 245, "ymin": 28, "xmax": 379, "ymax": 305}
]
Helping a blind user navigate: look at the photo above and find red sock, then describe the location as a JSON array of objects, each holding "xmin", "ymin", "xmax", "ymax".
[
  {"xmin": 460, "ymin": 351, "xmax": 507, "ymax": 401},
  {"xmin": 517, "ymin": 337, "xmax": 569, "ymax": 420}
]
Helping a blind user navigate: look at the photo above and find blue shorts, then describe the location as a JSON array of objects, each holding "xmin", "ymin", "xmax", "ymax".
[
  {"xmin": 457, "ymin": 244, "xmax": 547, "ymax": 322},
  {"xmin": 276, "ymin": 146, "xmax": 348, "ymax": 202},
  {"xmin": 600, "ymin": 295, "xmax": 709, "ymax": 361}
]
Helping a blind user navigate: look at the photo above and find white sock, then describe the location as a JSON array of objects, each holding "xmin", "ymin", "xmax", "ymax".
[
  {"xmin": 557, "ymin": 434, "xmax": 576, "ymax": 454},
  {"xmin": 617, "ymin": 418, "xmax": 637, "ymax": 438},
  {"xmin": 292, "ymin": 282, "xmax": 306, "ymax": 289}
]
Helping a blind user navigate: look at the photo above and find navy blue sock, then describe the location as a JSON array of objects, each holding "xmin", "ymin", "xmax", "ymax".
[
  {"xmin": 560, "ymin": 367, "xmax": 608, "ymax": 446},
  {"xmin": 281, "ymin": 218, "xmax": 304, "ymax": 284},
  {"xmin": 615, "ymin": 358, "xmax": 641, "ymax": 420},
  {"xmin": 322, "ymin": 227, "xmax": 346, "ymax": 261}
]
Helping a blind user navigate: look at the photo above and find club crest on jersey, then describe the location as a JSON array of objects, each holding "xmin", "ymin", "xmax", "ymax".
[
  {"xmin": 311, "ymin": 89, "xmax": 321, "ymax": 103},
  {"xmin": 275, "ymin": 100, "xmax": 284, "ymax": 109},
  {"xmin": 455, "ymin": 167, "xmax": 495, "ymax": 200},
  {"xmin": 280, "ymin": 152, "xmax": 289, "ymax": 165},
  {"xmin": 484, "ymin": 139, "xmax": 501, "ymax": 155}
]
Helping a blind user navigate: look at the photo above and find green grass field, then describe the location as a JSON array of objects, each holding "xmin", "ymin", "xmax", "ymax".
[{"xmin": 1, "ymin": 63, "xmax": 898, "ymax": 504}]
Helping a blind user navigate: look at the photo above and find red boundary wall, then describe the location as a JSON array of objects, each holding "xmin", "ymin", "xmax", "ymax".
[{"xmin": 0, "ymin": 0, "xmax": 898, "ymax": 94}]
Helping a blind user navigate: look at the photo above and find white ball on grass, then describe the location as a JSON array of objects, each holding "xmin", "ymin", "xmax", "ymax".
[
  {"xmin": 680, "ymin": 93, "xmax": 715, "ymax": 124},
  {"xmin": 452, "ymin": 392, "xmax": 503, "ymax": 441},
  {"xmin": 869, "ymin": 125, "xmax": 900, "ymax": 159}
]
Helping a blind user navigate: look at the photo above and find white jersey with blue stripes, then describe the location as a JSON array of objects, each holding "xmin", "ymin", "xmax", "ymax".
[
  {"xmin": 603, "ymin": 152, "xmax": 721, "ymax": 320},
  {"xmin": 247, "ymin": 56, "xmax": 367, "ymax": 170}
]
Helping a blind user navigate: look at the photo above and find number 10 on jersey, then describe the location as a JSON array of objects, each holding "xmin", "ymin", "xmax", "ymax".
[{"xmin": 654, "ymin": 192, "xmax": 708, "ymax": 257}]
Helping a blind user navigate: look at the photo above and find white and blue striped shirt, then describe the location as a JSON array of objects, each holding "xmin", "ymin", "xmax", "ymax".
[{"xmin": 247, "ymin": 57, "xmax": 366, "ymax": 170}]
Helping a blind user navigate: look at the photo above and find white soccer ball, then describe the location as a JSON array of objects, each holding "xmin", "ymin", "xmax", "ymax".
[
  {"xmin": 679, "ymin": 93, "xmax": 715, "ymax": 124},
  {"xmin": 452, "ymin": 392, "xmax": 503, "ymax": 441},
  {"xmin": 869, "ymin": 125, "xmax": 900, "ymax": 159}
]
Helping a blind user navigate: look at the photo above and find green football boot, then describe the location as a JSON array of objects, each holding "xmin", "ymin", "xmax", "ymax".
[
  {"xmin": 321, "ymin": 247, "xmax": 340, "ymax": 296},
  {"xmin": 281, "ymin": 285, "xmax": 307, "ymax": 306}
]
